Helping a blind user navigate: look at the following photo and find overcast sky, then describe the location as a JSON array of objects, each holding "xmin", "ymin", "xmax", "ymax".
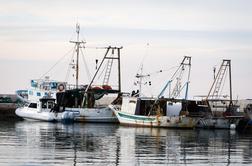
[{"xmin": 0, "ymin": 0, "xmax": 252, "ymax": 99}]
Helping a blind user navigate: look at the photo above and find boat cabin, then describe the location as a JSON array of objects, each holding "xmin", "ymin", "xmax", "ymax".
[
  {"xmin": 121, "ymin": 96, "xmax": 211, "ymax": 117},
  {"xmin": 39, "ymin": 97, "xmax": 56, "ymax": 110},
  {"xmin": 121, "ymin": 97, "xmax": 180, "ymax": 116}
]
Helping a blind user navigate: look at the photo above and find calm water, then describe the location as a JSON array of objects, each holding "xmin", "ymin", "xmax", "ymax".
[{"xmin": 0, "ymin": 121, "xmax": 252, "ymax": 166}]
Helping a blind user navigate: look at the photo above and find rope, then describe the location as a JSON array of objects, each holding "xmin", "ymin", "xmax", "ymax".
[
  {"xmin": 40, "ymin": 47, "xmax": 74, "ymax": 79},
  {"xmin": 80, "ymin": 48, "xmax": 92, "ymax": 82},
  {"xmin": 65, "ymin": 48, "xmax": 76, "ymax": 82}
]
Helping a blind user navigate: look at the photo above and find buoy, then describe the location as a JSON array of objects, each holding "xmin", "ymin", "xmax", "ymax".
[{"xmin": 230, "ymin": 124, "xmax": 236, "ymax": 130}]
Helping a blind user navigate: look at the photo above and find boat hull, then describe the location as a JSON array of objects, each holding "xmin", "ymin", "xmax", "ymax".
[
  {"xmin": 196, "ymin": 118, "xmax": 230, "ymax": 129},
  {"xmin": 110, "ymin": 106, "xmax": 196, "ymax": 128},
  {"xmin": 65, "ymin": 107, "xmax": 118, "ymax": 123},
  {"xmin": 15, "ymin": 107, "xmax": 79, "ymax": 122}
]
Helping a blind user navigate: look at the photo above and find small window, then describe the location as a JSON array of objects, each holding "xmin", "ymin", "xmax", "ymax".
[
  {"xmin": 29, "ymin": 91, "xmax": 33, "ymax": 95},
  {"xmin": 168, "ymin": 102, "xmax": 173, "ymax": 106},
  {"xmin": 47, "ymin": 101, "xmax": 54, "ymax": 109},
  {"xmin": 42, "ymin": 102, "xmax": 47, "ymax": 109},
  {"xmin": 129, "ymin": 100, "xmax": 136, "ymax": 104},
  {"xmin": 37, "ymin": 92, "xmax": 41, "ymax": 96},
  {"xmin": 28, "ymin": 103, "xmax": 37, "ymax": 108}
]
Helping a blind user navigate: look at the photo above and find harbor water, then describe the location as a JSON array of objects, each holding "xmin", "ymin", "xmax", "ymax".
[{"xmin": 0, "ymin": 121, "xmax": 252, "ymax": 165}]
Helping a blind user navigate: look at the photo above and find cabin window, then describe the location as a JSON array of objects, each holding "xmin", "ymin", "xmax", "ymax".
[
  {"xmin": 28, "ymin": 103, "xmax": 37, "ymax": 108},
  {"xmin": 50, "ymin": 82, "xmax": 57, "ymax": 89},
  {"xmin": 47, "ymin": 101, "xmax": 54, "ymax": 109},
  {"xmin": 44, "ymin": 92, "xmax": 48, "ymax": 96},
  {"xmin": 42, "ymin": 102, "xmax": 47, "ymax": 109},
  {"xmin": 31, "ymin": 80, "xmax": 38, "ymax": 88},
  {"xmin": 168, "ymin": 102, "xmax": 173, "ymax": 106},
  {"xmin": 37, "ymin": 92, "xmax": 41, "ymax": 96},
  {"xmin": 29, "ymin": 91, "xmax": 33, "ymax": 95}
]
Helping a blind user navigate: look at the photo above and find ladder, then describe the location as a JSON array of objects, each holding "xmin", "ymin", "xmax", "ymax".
[{"xmin": 103, "ymin": 56, "xmax": 114, "ymax": 85}]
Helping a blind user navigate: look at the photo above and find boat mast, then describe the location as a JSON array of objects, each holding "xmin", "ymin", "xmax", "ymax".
[
  {"xmin": 70, "ymin": 23, "xmax": 85, "ymax": 89},
  {"xmin": 137, "ymin": 64, "xmax": 144, "ymax": 97},
  {"xmin": 228, "ymin": 60, "xmax": 233, "ymax": 106},
  {"xmin": 135, "ymin": 65, "xmax": 152, "ymax": 97},
  {"xmin": 76, "ymin": 24, "xmax": 80, "ymax": 88}
]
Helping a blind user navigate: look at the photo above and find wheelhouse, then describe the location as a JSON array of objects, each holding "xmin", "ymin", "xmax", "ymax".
[{"xmin": 39, "ymin": 98, "xmax": 56, "ymax": 109}]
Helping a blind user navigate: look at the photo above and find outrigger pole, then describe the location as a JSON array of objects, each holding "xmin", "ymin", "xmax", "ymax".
[
  {"xmin": 81, "ymin": 46, "xmax": 123, "ymax": 107},
  {"xmin": 158, "ymin": 56, "xmax": 191, "ymax": 99},
  {"xmin": 149, "ymin": 56, "xmax": 191, "ymax": 116},
  {"xmin": 206, "ymin": 59, "xmax": 233, "ymax": 105}
]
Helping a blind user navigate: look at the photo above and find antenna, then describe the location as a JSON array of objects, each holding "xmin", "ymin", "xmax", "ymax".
[{"xmin": 213, "ymin": 66, "xmax": 216, "ymax": 80}]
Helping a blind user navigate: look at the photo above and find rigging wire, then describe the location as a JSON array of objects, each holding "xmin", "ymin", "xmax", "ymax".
[
  {"xmin": 135, "ymin": 43, "xmax": 150, "ymax": 75},
  {"xmin": 219, "ymin": 67, "xmax": 228, "ymax": 98},
  {"xmin": 39, "ymin": 47, "xmax": 75, "ymax": 79},
  {"xmin": 96, "ymin": 54, "xmax": 110, "ymax": 82},
  {"xmin": 65, "ymin": 47, "xmax": 76, "ymax": 82},
  {"xmin": 130, "ymin": 65, "xmax": 179, "ymax": 97},
  {"xmin": 80, "ymin": 47, "xmax": 92, "ymax": 82}
]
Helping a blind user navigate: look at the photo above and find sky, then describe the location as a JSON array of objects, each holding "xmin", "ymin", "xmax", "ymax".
[{"xmin": 0, "ymin": 0, "xmax": 252, "ymax": 99}]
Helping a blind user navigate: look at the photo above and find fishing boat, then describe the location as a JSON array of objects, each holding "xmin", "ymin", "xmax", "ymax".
[
  {"xmin": 110, "ymin": 97, "xmax": 197, "ymax": 128},
  {"xmin": 110, "ymin": 56, "xmax": 198, "ymax": 128},
  {"xmin": 15, "ymin": 24, "xmax": 121, "ymax": 123},
  {"xmin": 53, "ymin": 24, "xmax": 121, "ymax": 123},
  {"xmin": 235, "ymin": 103, "xmax": 252, "ymax": 132},
  {"xmin": 15, "ymin": 96, "xmax": 80, "ymax": 122},
  {"xmin": 55, "ymin": 46, "xmax": 122, "ymax": 123},
  {"xmin": 194, "ymin": 59, "xmax": 244, "ymax": 129}
]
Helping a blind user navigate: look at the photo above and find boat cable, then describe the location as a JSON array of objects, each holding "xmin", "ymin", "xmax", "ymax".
[
  {"xmin": 39, "ymin": 47, "xmax": 75, "ymax": 79},
  {"xmin": 219, "ymin": 67, "xmax": 228, "ymax": 99},
  {"xmin": 135, "ymin": 43, "xmax": 150, "ymax": 76},
  {"xmin": 80, "ymin": 47, "xmax": 92, "ymax": 82},
  {"xmin": 96, "ymin": 54, "xmax": 110, "ymax": 82},
  {"xmin": 65, "ymin": 46, "xmax": 76, "ymax": 82},
  {"xmin": 130, "ymin": 65, "xmax": 179, "ymax": 97}
]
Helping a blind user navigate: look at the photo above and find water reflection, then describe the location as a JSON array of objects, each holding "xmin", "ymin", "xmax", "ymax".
[{"xmin": 0, "ymin": 121, "xmax": 251, "ymax": 165}]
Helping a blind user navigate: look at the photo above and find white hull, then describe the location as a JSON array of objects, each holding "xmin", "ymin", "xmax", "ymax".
[
  {"xmin": 65, "ymin": 107, "xmax": 118, "ymax": 123},
  {"xmin": 15, "ymin": 107, "xmax": 79, "ymax": 122},
  {"xmin": 110, "ymin": 105, "xmax": 196, "ymax": 128}
]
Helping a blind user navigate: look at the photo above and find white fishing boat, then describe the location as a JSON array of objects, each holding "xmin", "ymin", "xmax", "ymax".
[
  {"xmin": 53, "ymin": 24, "xmax": 121, "ymax": 123},
  {"xmin": 110, "ymin": 96, "xmax": 196, "ymax": 128},
  {"xmin": 16, "ymin": 24, "xmax": 121, "ymax": 123},
  {"xmin": 15, "ymin": 97, "xmax": 80, "ymax": 122},
  {"xmin": 110, "ymin": 56, "xmax": 198, "ymax": 128}
]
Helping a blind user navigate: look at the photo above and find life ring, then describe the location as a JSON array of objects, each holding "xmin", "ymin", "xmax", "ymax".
[{"xmin": 57, "ymin": 84, "xmax": 65, "ymax": 92}]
